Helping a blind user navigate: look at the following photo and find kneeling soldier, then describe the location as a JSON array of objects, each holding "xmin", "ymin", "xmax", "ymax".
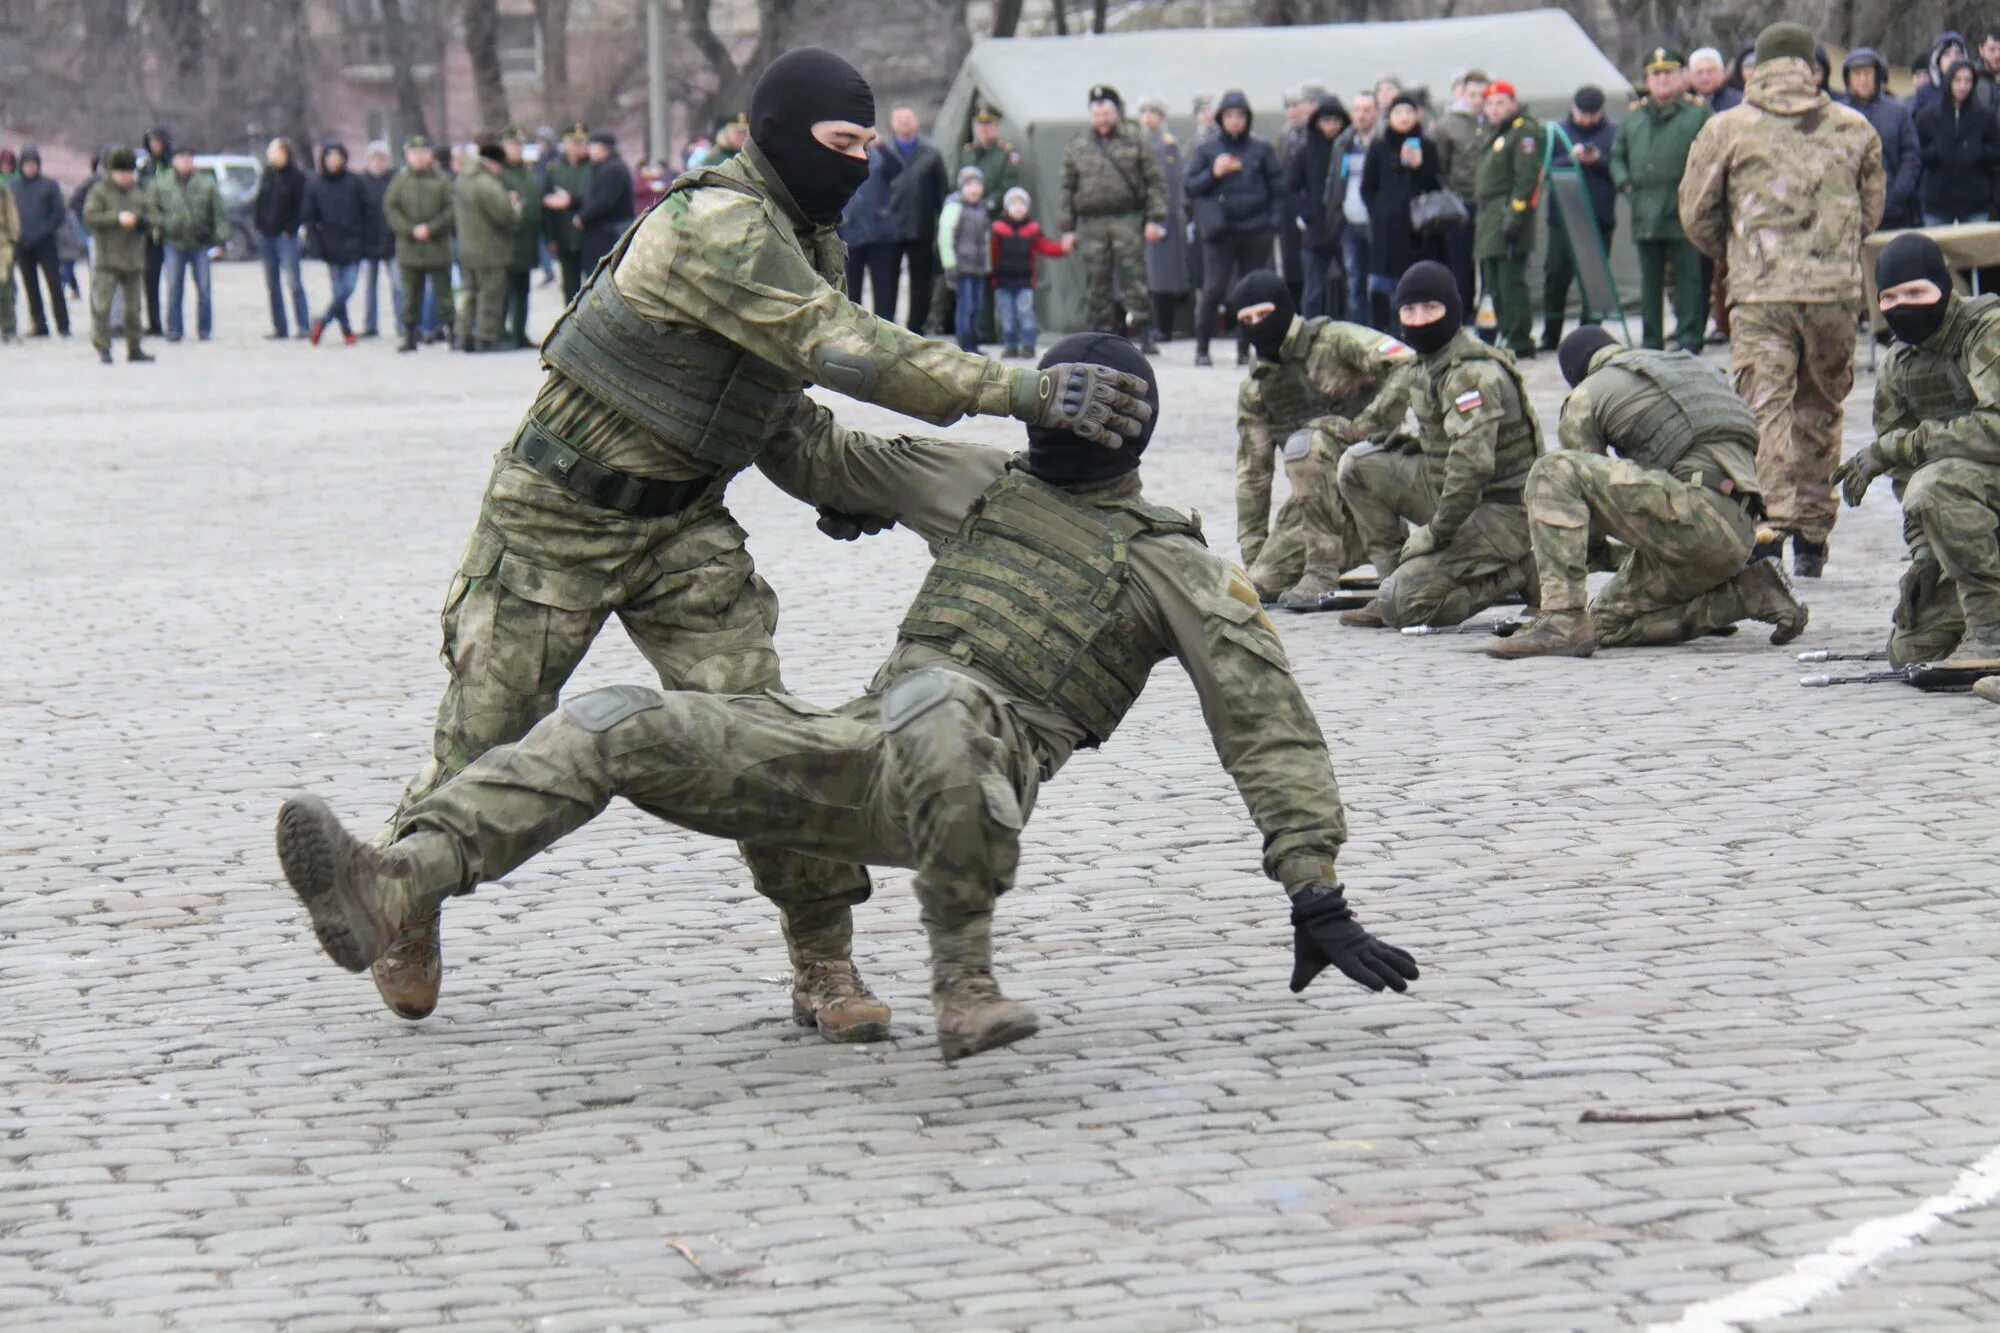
[
  {"xmin": 1336, "ymin": 262, "xmax": 1540, "ymax": 629},
  {"xmin": 1488, "ymin": 326, "xmax": 1807, "ymax": 658},
  {"xmin": 1834, "ymin": 234, "xmax": 2000, "ymax": 668},
  {"xmin": 276, "ymin": 334, "xmax": 1418, "ymax": 1062},
  {"xmin": 1229, "ymin": 270, "xmax": 1420, "ymax": 608}
]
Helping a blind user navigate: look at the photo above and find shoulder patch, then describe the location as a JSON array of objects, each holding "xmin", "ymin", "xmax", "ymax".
[
  {"xmin": 1521, "ymin": 135, "xmax": 1539, "ymax": 154},
  {"xmin": 1454, "ymin": 389, "xmax": 1484, "ymax": 413},
  {"xmin": 1376, "ymin": 337, "xmax": 1414, "ymax": 360}
]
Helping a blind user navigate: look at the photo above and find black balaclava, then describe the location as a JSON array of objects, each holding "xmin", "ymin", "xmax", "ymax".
[
  {"xmin": 1026, "ymin": 333, "xmax": 1160, "ymax": 487},
  {"xmin": 748, "ymin": 47, "xmax": 876, "ymax": 226},
  {"xmin": 1392, "ymin": 261, "xmax": 1462, "ymax": 356},
  {"xmin": 1228, "ymin": 269, "xmax": 1295, "ymax": 362},
  {"xmin": 1876, "ymin": 232, "xmax": 1954, "ymax": 346},
  {"xmin": 1558, "ymin": 325, "xmax": 1619, "ymax": 388}
]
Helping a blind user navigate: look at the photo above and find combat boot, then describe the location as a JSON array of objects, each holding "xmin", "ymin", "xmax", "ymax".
[
  {"xmin": 1338, "ymin": 600, "xmax": 1387, "ymax": 628},
  {"xmin": 372, "ymin": 913, "xmax": 443, "ymax": 1020},
  {"xmin": 791, "ymin": 960, "xmax": 892, "ymax": 1043},
  {"xmin": 1737, "ymin": 559, "xmax": 1810, "ymax": 645},
  {"xmin": 1276, "ymin": 567, "xmax": 1348, "ymax": 613},
  {"xmin": 1483, "ymin": 608, "xmax": 1598, "ymax": 659},
  {"xmin": 1945, "ymin": 624, "xmax": 2000, "ymax": 664},
  {"xmin": 1136, "ymin": 327, "xmax": 1159, "ymax": 355},
  {"xmin": 275, "ymin": 796, "xmax": 437, "ymax": 974},
  {"xmin": 1751, "ymin": 527, "xmax": 1787, "ymax": 563},
  {"xmin": 127, "ymin": 344, "xmax": 154, "ymax": 363},
  {"xmin": 932, "ymin": 966, "xmax": 1039, "ymax": 1062},
  {"xmin": 398, "ymin": 326, "xmax": 419, "ymax": 353},
  {"xmin": 1791, "ymin": 534, "xmax": 1827, "ymax": 579},
  {"xmin": 1973, "ymin": 677, "xmax": 2000, "ymax": 705}
]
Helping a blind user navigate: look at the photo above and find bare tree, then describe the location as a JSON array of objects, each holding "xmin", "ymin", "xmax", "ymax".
[
  {"xmin": 1050, "ymin": 0, "xmax": 1068, "ymax": 35},
  {"xmin": 152, "ymin": 0, "xmax": 206, "ymax": 95},
  {"xmin": 684, "ymin": 0, "xmax": 799, "ymax": 134},
  {"xmin": 1091, "ymin": 0, "xmax": 1108, "ymax": 31},
  {"xmin": 534, "ymin": 0, "xmax": 573, "ymax": 125},
  {"xmin": 381, "ymin": 0, "xmax": 433, "ymax": 143},
  {"xmin": 993, "ymin": 0, "xmax": 1026, "ymax": 35},
  {"xmin": 463, "ymin": 0, "xmax": 512, "ymax": 133}
]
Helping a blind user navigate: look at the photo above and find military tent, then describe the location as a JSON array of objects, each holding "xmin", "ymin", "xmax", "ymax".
[{"xmin": 935, "ymin": 9, "xmax": 1641, "ymax": 336}]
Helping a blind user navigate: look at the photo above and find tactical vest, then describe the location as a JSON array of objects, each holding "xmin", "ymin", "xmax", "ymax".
[
  {"xmin": 896, "ymin": 468, "xmax": 1204, "ymax": 746},
  {"xmin": 539, "ymin": 168, "xmax": 815, "ymax": 471},
  {"xmin": 1428, "ymin": 337, "xmax": 1541, "ymax": 485},
  {"xmin": 1891, "ymin": 295, "xmax": 2000, "ymax": 423},
  {"xmin": 1253, "ymin": 321, "xmax": 1363, "ymax": 433},
  {"xmin": 1594, "ymin": 349, "xmax": 1757, "ymax": 471}
]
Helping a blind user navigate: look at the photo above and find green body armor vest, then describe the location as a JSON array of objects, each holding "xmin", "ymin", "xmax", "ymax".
[
  {"xmin": 539, "ymin": 169, "xmax": 818, "ymax": 471},
  {"xmin": 1252, "ymin": 321, "xmax": 1363, "ymax": 434},
  {"xmin": 896, "ymin": 469, "xmax": 1205, "ymax": 746},
  {"xmin": 1426, "ymin": 338, "xmax": 1541, "ymax": 487},
  {"xmin": 1595, "ymin": 348, "xmax": 1757, "ymax": 471},
  {"xmin": 1891, "ymin": 295, "xmax": 2000, "ymax": 423}
]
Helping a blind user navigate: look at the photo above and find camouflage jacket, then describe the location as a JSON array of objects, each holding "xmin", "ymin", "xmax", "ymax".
[
  {"xmin": 384, "ymin": 167, "xmax": 456, "ymax": 268},
  {"xmin": 147, "ymin": 167, "xmax": 229, "ymax": 250},
  {"xmin": 1409, "ymin": 329, "xmax": 1542, "ymax": 541},
  {"xmin": 1059, "ymin": 123, "xmax": 1168, "ymax": 231},
  {"xmin": 1678, "ymin": 59, "xmax": 1885, "ymax": 305},
  {"xmin": 529, "ymin": 145, "xmax": 1016, "ymax": 480},
  {"xmin": 0, "ymin": 179, "xmax": 19, "ymax": 271},
  {"xmin": 82, "ymin": 179, "xmax": 150, "ymax": 273},
  {"xmin": 1235, "ymin": 317, "xmax": 1418, "ymax": 554},
  {"xmin": 1432, "ymin": 107, "xmax": 1488, "ymax": 199},
  {"xmin": 761, "ymin": 437, "xmax": 1348, "ymax": 893},
  {"xmin": 1873, "ymin": 293, "xmax": 2000, "ymax": 472},
  {"xmin": 1558, "ymin": 346, "xmax": 1763, "ymax": 495},
  {"xmin": 455, "ymin": 166, "xmax": 520, "ymax": 270}
]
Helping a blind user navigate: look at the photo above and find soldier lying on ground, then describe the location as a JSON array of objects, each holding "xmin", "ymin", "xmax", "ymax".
[
  {"xmin": 1485, "ymin": 325, "xmax": 1808, "ymax": 658},
  {"xmin": 1227, "ymin": 269, "xmax": 1422, "ymax": 610},
  {"xmin": 1834, "ymin": 233, "xmax": 2000, "ymax": 675},
  {"xmin": 276, "ymin": 333, "xmax": 1418, "ymax": 1063}
]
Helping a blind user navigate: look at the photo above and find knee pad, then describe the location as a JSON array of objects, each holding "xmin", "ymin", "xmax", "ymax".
[
  {"xmin": 881, "ymin": 668, "xmax": 956, "ymax": 733},
  {"xmin": 560, "ymin": 684, "xmax": 665, "ymax": 732}
]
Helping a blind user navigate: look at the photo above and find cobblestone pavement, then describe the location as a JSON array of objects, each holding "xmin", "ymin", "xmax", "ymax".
[{"xmin": 5, "ymin": 265, "xmax": 1999, "ymax": 1332}]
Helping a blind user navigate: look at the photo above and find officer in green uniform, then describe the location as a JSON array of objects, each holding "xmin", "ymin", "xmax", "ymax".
[
  {"xmin": 454, "ymin": 137, "xmax": 520, "ymax": 351},
  {"xmin": 500, "ymin": 126, "xmax": 544, "ymax": 349},
  {"xmin": 364, "ymin": 48, "xmax": 1152, "ymax": 1039},
  {"xmin": 542, "ymin": 123, "xmax": 594, "ymax": 304},
  {"xmin": 1489, "ymin": 326, "xmax": 1807, "ymax": 658},
  {"xmin": 1834, "ymin": 234, "xmax": 2000, "ymax": 666},
  {"xmin": 1472, "ymin": 80, "xmax": 1542, "ymax": 359},
  {"xmin": 1610, "ymin": 47, "xmax": 1710, "ymax": 351},
  {"xmin": 1227, "ymin": 270, "xmax": 1420, "ymax": 607},
  {"xmin": 961, "ymin": 104, "xmax": 1021, "ymax": 344},
  {"xmin": 82, "ymin": 148, "xmax": 155, "ymax": 364},
  {"xmin": 276, "ymin": 333, "xmax": 1419, "ymax": 1063},
  {"xmin": 384, "ymin": 136, "xmax": 455, "ymax": 351},
  {"xmin": 1336, "ymin": 262, "xmax": 1539, "ymax": 628}
]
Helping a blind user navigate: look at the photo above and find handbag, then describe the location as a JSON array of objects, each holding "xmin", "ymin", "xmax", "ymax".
[{"xmin": 1409, "ymin": 187, "xmax": 1468, "ymax": 238}]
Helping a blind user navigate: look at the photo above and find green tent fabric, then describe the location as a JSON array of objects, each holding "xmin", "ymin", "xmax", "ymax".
[{"xmin": 935, "ymin": 8, "xmax": 1639, "ymax": 334}]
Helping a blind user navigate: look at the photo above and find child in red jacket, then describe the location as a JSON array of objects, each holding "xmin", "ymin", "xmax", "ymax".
[{"xmin": 989, "ymin": 186, "xmax": 1070, "ymax": 358}]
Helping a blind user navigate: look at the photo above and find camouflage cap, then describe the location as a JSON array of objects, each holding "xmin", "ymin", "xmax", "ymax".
[
  {"xmin": 1643, "ymin": 46, "xmax": 1686, "ymax": 73},
  {"xmin": 1754, "ymin": 22, "xmax": 1815, "ymax": 67},
  {"xmin": 105, "ymin": 146, "xmax": 137, "ymax": 171}
]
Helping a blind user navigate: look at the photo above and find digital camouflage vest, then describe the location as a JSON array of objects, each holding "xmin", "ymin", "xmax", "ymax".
[
  {"xmin": 1886, "ymin": 295, "xmax": 2000, "ymax": 424},
  {"xmin": 540, "ymin": 168, "xmax": 823, "ymax": 470},
  {"xmin": 897, "ymin": 468, "xmax": 1204, "ymax": 745},
  {"xmin": 1593, "ymin": 348, "xmax": 1757, "ymax": 472}
]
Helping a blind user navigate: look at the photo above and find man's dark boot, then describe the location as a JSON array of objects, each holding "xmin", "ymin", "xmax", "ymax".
[
  {"xmin": 1792, "ymin": 534, "xmax": 1827, "ymax": 579},
  {"xmin": 98, "ymin": 347, "xmax": 113, "ymax": 364},
  {"xmin": 1137, "ymin": 327, "xmax": 1159, "ymax": 355},
  {"xmin": 791, "ymin": 961, "xmax": 892, "ymax": 1043},
  {"xmin": 1483, "ymin": 608, "xmax": 1598, "ymax": 659},
  {"xmin": 398, "ymin": 326, "xmax": 419, "ymax": 353},
  {"xmin": 474, "ymin": 338, "xmax": 498, "ymax": 353},
  {"xmin": 1751, "ymin": 527, "xmax": 1787, "ymax": 563},
  {"xmin": 1194, "ymin": 349, "xmax": 1213, "ymax": 367},
  {"xmin": 127, "ymin": 344, "xmax": 154, "ymax": 363},
  {"xmin": 276, "ymin": 796, "xmax": 428, "ymax": 974}
]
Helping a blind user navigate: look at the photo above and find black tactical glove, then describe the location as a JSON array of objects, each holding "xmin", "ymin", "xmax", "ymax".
[
  {"xmin": 814, "ymin": 506, "xmax": 896, "ymax": 541},
  {"xmin": 1010, "ymin": 362, "xmax": 1154, "ymax": 446},
  {"xmin": 1289, "ymin": 883, "xmax": 1419, "ymax": 994}
]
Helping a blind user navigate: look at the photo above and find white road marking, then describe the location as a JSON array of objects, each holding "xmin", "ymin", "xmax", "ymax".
[{"xmin": 1647, "ymin": 1142, "xmax": 2000, "ymax": 1332}]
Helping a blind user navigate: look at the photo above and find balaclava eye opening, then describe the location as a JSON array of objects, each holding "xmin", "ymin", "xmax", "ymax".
[
  {"xmin": 1392, "ymin": 261, "xmax": 1463, "ymax": 356},
  {"xmin": 1227, "ymin": 269, "xmax": 1295, "ymax": 362},
  {"xmin": 1875, "ymin": 232, "xmax": 1954, "ymax": 346},
  {"xmin": 749, "ymin": 47, "xmax": 877, "ymax": 226},
  {"xmin": 1025, "ymin": 333, "xmax": 1160, "ymax": 487}
]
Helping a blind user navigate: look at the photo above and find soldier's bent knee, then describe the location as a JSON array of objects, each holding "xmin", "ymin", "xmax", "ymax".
[{"xmin": 561, "ymin": 684, "xmax": 666, "ymax": 732}]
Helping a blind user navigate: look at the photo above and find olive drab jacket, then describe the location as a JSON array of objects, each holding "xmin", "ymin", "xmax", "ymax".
[
  {"xmin": 1407, "ymin": 329, "xmax": 1542, "ymax": 540},
  {"xmin": 1610, "ymin": 96, "xmax": 1709, "ymax": 242},
  {"xmin": 543, "ymin": 155, "xmax": 595, "ymax": 257},
  {"xmin": 1472, "ymin": 113, "xmax": 1542, "ymax": 260},
  {"xmin": 501, "ymin": 162, "xmax": 544, "ymax": 273},
  {"xmin": 454, "ymin": 165, "xmax": 520, "ymax": 271},
  {"xmin": 147, "ymin": 166, "xmax": 229, "ymax": 251},
  {"xmin": 384, "ymin": 166, "xmax": 456, "ymax": 269},
  {"xmin": 82, "ymin": 178, "xmax": 151, "ymax": 273}
]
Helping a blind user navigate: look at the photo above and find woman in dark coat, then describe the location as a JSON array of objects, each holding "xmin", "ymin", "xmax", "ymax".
[
  {"xmin": 1285, "ymin": 95, "xmax": 1349, "ymax": 319},
  {"xmin": 1917, "ymin": 59, "xmax": 2000, "ymax": 225},
  {"xmin": 1360, "ymin": 94, "xmax": 1443, "ymax": 332}
]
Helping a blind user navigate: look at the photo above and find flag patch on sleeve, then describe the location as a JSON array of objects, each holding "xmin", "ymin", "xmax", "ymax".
[
  {"xmin": 1378, "ymin": 338, "xmax": 1412, "ymax": 358},
  {"xmin": 1454, "ymin": 389, "xmax": 1484, "ymax": 413}
]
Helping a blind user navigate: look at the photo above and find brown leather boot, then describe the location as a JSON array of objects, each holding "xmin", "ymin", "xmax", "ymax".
[
  {"xmin": 372, "ymin": 913, "xmax": 443, "ymax": 1020},
  {"xmin": 791, "ymin": 960, "xmax": 892, "ymax": 1043},
  {"xmin": 932, "ymin": 966, "xmax": 1039, "ymax": 1062},
  {"xmin": 1483, "ymin": 609, "xmax": 1598, "ymax": 659},
  {"xmin": 1945, "ymin": 624, "xmax": 2000, "ymax": 664},
  {"xmin": 1338, "ymin": 600, "xmax": 1387, "ymax": 628},
  {"xmin": 1275, "ymin": 566, "xmax": 1347, "ymax": 612},
  {"xmin": 1737, "ymin": 559, "xmax": 1809, "ymax": 645},
  {"xmin": 276, "ymin": 796, "xmax": 412, "ymax": 973},
  {"xmin": 1973, "ymin": 677, "xmax": 2000, "ymax": 705}
]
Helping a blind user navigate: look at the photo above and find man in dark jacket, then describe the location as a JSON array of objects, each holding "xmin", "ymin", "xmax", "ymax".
[
  {"xmin": 540, "ymin": 123, "xmax": 593, "ymax": 303},
  {"xmin": 300, "ymin": 142, "xmax": 369, "ymax": 344},
  {"xmin": 358, "ymin": 142, "xmax": 397, "ymax": 337},
  {"xmin": 138, "ymin": 126, "xmax": 171, "ymax": 335},
  {"xmin": 254, "ymin": 138, "xmax": 310, "ymax": 338},
  {"xmin": 1916, "ymin": 58, "xmax": 1998, "ymax": 226},
  {"xmin": 1842, "ymin": 49, "xmax": 1922, "ymax": 228},
  {"xmin": 885, "ymin": 105, "xmax": 950, "ymax": 332},
  {"xmin": 1286, "ymin": 96, "xmax": 1349, "ymax": 320},
  {"xmin": 837, "ymin": 143, "xmax": 904, "ymax": 318},
  {"xmin": 500, "ymin": 126, "xmax": 543, "ymax": 349},
  {"xmin": 575, "ymin": 131, "xmax": 634, "ymax": 276},
  {"xmin": 10, "ymin": 146, "xmax": 70, "ymax": 337},
  {"xmin": 1186, "ymin": 89, "xmax": 1284, "ymax": 365},
  {"xmin": 1539, "ymin": 86, "xmax": 1618, "ymax": 350}
]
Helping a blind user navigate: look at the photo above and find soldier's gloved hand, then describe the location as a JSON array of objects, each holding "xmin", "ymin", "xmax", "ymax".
[
  {"xmin": 815, "ymin": 506, "xmax": 896, "ymax": 541},
  {"xmin": 1400, "ymin": 524, "xmax": 1441, "ymax": 563},
  {"xmin": 1831, "ymin": 445, "xmax": 1889, "ymax": 508},
  {"xmin": 1289, "ymin": 883, "xmax": 1419, "ymax": 994},
  {"xmin": 1896, "ymin": 557, "xmax": 1943, "ymax": 630},
  {"xmin": 1319, "ymin": 414, "xmax": 1361, "ymax": 445},
  {"xmin": 1011, "ymin": 363, "xmax": 1154, "ymax": 446}
]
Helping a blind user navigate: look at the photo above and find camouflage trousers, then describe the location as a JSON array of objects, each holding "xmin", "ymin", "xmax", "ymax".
[
  {"xmin": 1245, "ymin": 426, "xmax": 1366, "ymax": 601},
  {"xmin": 392, "ymin": 667, "xmax": 1044, "ymax": 978},
  {"xmin": 1887, "ymin": 458, "xmax": 2000, "ymax": 665},
  {"xmin": 396, "ymin": 453, "xmax": 873, "ymax": 964},
  {"xmin": 1075, "ymin": 212, "xmax": 1151, "ymax": 330},
  {"xmin": 1524, "ymin": 451, "xmax": 1770, "ymax": 646},
  {"xmin": 90, "ymin": 266, "xmax": 143, "ymax": 353},
  {"xmin": 1730, "ymin": 301, "xmax": 1856, "ymax": 544},
  {"xmin": 1337, "ymin": 444, "xmax": 1533, "ymax": 627},
  {"xmin": 458, "ymin": 265, "xmax": 507, "ymax": 345}
]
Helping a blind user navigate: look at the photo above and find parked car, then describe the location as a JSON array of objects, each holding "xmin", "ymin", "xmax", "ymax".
[{"xmin": 193, "ymin": 154, "xmax": 262, "ymax": 261}]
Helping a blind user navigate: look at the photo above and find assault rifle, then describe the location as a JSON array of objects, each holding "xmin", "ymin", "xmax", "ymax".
[
  {"xmin": 1796, "ymin": 650, "xmax": 1888, "ymax": 664},
  {"xmin": 1400, "ymin": 614, "xmax": 1534, "ymax": 638},
  {"xmin": 1273, "ymin": 573, "xmax": 1382, "ymax": 614},
  {"xmin": 1798, "ymin": 658, "xmax": 2000, "ymax": 690}
]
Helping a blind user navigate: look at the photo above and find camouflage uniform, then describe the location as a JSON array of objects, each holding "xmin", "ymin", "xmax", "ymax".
[
  {"xmin": 399, "ymin": 144, "xmax": 1025, "ymax": 985},
  {"xmin": 81, "ymin": 178, "xmax": 149, "ymax": 356},
  {"xmin": 384, "ymin": 164, "xmax": 456, "ymax": 336},
  {"xmin": 1234, "ymin": 317, "xmax": 1419, "ymax": 601},
  {"xmin": 454, "ymin": 165, "xmax": 519, "ymax": 347},
  {"xmin": 1531, "ymin": 347, "xmax": 1802, "ymax": 645},
  {"xmin": 1869, "ymin": 294, "xmax": 2000, "ymax": 665},
  {"xmin": 1679, "ymin": 57, "xmax": 1885, "ymax": 545},
  {"xmin": 1336, "ymin": 328, "xmax": 1540, "ymax": 626},
  {"xmin": 377, "ymin": 440, "xmax": 1349, "ymax": 1033},
  {"xmin": 1059, "ymin": 122, "xmax": 1166, "ymax": 332},
  {"xmin": 1472, "ymin": 113, "xmax": 1543, "ymax": 358}
]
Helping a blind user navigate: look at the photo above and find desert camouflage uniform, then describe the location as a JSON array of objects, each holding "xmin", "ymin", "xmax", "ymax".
[
  {"xmin": 1234, "ymin": 317, "xmax": 1419, "ymax": 600},
  {"xmin": 1680, "ymin": 57, "xmax": 1885, "ymax": 544},
  {"xmin": 402, "ymin": 143, "xmax": 1024, "ymax": 972},
  {"xmin": 383, "ymin": 440, "xmax": 1350, "ymax": 998},
  {"xmin": 1059, "ymin": 122, "xmax": 1166, "ymax": 331},
  {"xmin": 1530, "ymin": 347, "xmax": 1803, "ymax": 645},
  {"xmin": 1870, "ymin": 294, "xmax": 2000, "ymax": 665},
  {"xmin": 1337, "ymin": 327, "xmax": 1541, "ymax": 626}
]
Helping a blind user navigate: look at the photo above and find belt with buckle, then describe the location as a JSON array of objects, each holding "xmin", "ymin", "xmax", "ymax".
[{"xmin": 511, "ymin": 418, "xmax": 715, "ymax": 518}]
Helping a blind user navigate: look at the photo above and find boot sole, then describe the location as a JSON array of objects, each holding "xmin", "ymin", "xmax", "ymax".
[
  {"xmin": 1770, "ymin": 601, "xmax": 1809, "ymax": 647},
  {"xmin": 276, "ymin": 797, "xmax": 387, "ymax": 973},
  {"xmin": 938, "ymin": 1012, "xmax": 1041, "ymax": 1063},
  {"xmin": 791, "ymin": 1001, "xmax": 891, "ymax": 1044}
]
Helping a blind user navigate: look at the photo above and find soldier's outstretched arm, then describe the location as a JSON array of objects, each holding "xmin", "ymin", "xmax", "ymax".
[{"xmin": 1235, "ymin": 395, "xmax": 1279, "ymax": 559}]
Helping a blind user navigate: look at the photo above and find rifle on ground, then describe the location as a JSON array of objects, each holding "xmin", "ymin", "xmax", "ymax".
[
  {"xmin": 1796, "ymin": 650, "xmax": 1889, "ymax": 664},
  {"xmin": 1400, "ymin": 614, "xmax": 1534, "ymax": 638},
  {"xmin": 1280, "ymin": 588, "xmax": 1379, "ymax": 613},
  {"xmin": 1798, "ymin": 658, "xmax": 2000, "ymax": 690}
]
